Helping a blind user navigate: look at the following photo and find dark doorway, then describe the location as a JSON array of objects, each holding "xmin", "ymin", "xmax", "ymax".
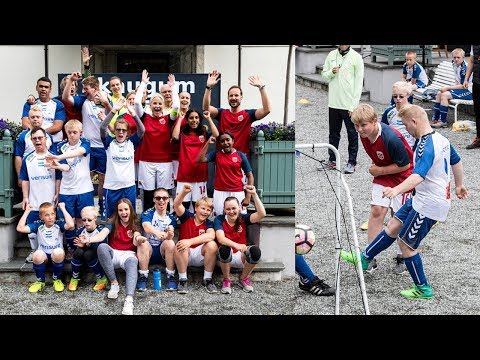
[{"xmin": 117, "ymin": 53, "xmax": 170, "ymax": 73}]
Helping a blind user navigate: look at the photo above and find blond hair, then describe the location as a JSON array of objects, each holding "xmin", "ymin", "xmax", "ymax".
[
  {"xmin": 81, "ymin": 206, "xmax": 98, "ymax": 219},
  {"xmin": 392, "ymin": 81, "xmax": 412, "ymax": 95},
  {"xmin": 28, "ymin": 104, "xmax": 43, "ymax": 117},
  {"xmin": 351, "ymin": 103, "xmax": 377, "ymax": 125},
  {"xmin": 452, "ymin": 48, "xmax": 465, "ymax": 58},
  {"xmin": 64, "ymin": 119, "xmax": 82, "ymax": 132},
  {"xmin": 195, "ymin": 196, "xmax": 214, "ymax": 211},
  {"xmin": 397, "ymin": 104, "xmax": 428, "ymax": 123},
  {"xmin": 39, "ymin": 202, "xmax": 55, "ymax": 216}
]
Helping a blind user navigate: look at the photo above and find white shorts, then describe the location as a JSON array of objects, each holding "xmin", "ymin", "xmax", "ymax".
[
  {"xmin": 138, "ymin": 161, "xmax": 174, "ymax": 191},
  {"xmin": 187, "ymin": 243, "xmax": 205, "ymax": 267},
  {"xmin": 213, "ymin": 190, "xmax": 246, "ymax": 217},
  {"xmin": 176, "ymin": 182, "xmax": 207, "ymax": 202},
  {"xmin": 112, "ymin": 249, "xmax": 137, "ymax": 270},
  {"xmin": 172, "ymin": 160, "xmax": 179, "ymax": 180},
  {"xmin": 371, "ymin": 183, "xmax": 412, "ymax": 213},
  {"xmin": 230, "ymin": 250, "xmax": 244, "ymax": 268}
]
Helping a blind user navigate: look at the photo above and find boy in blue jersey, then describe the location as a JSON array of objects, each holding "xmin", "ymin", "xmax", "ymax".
[
  {"xmin": 390, "ymin": 51, "xmax": 429, "ymax": 105},
  {"xmin": 341, "ymin": 104, "xmax": 468, "ymax": 299},
  {"xmin": 431, "ymin": 48, "xmax": 473, "ymax": 128},
  {"xmin": 17, "ymin": 202, "xmax": 75, "ymax": 293},
  {"xmin": 45, "ymin": 119, "xmax": 95, "ymax": 261}
]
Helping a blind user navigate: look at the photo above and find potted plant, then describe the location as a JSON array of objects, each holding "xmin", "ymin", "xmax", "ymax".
[{"xmin": 249, "ymin": 121, "xmax": 295, "ymax": 209}]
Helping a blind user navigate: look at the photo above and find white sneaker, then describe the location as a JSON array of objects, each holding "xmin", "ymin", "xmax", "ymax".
[
  {"xmin": 25, "ymin": 250, "xmax": 35, "ymax": 263},
  {"xmin": 122, "ymin": 299, "xmax": 134, "ymax": 315},
  {"xmin": 108, "ymin": 284, "xmax": 119, "ymax": 299}
]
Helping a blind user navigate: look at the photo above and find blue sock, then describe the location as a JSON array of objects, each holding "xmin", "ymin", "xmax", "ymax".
[
  {"xmin": 364, "ymin": 230, "xmax": 397, "ymax": 259},
  {"xmin": 33, "ymin": 262, "xmax": 46, "ymax": 282},
  {"xmin": 439, "ymin": 105, "xmax": 448, "ymax": 122},
  {"xmin": 52, "ymin": 260, "xmax": 64, "ymax": 280},
  {"xmin": 70, "ymin": 258, "xmax": 82, "ymax": 279},
  {"xmin": 404, "ymin": 253, "xmax": 428, "ymax": 287},
  {"xmin": 88, "ymin": 258, "xmax": 105, "ymax": 279},
  {"xmin": 65, "ymin": 230, "xmax": 76, "ymax": 251},
  {"xmin": 433, "ymin": 102, "xmax": 440, "ymax": 120},
  {"xmin": 295, "ymin": 254, "xmax": 315, "ymax": 284}
]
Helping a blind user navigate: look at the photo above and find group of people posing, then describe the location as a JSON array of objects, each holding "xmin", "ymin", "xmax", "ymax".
[{"xmin": 15, "ymin": 52, "xmax": 273, "ymax": 315}]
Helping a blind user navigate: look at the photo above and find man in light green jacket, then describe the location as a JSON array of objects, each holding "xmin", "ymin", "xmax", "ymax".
[{"xmin": 320, "ymin": 45, "xmax": 364, "ymax": 174}]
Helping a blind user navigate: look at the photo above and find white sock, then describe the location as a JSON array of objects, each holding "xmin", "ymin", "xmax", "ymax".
[
  {"xmin": 179, "ymin": 272, "xmax": 187, "ymax": 280},
  {"xmin": 166, "ymin": 268, "xmax": 175, "ymax": 277},
  {"xmin": 139, "ymin": 270, "xmax": 149, "ymax": 277},
  {"xmin": 204, "ymin": 271, "xmax": 213, "ymax": 280}
]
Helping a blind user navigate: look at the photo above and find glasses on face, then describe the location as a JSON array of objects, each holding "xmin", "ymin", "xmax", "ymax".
[
  {"xmin": 392, "ymin": 95, "xmax": 406, "ymax": 99},
  {"xmin": 115, "ymin": 128, "xmax": 127, "ymax": 133},
  {"xmin": 154, "ymin": 196, "xmax": 169, "ymax": 201},
  {"xmin": 31, "ymin": 136, "xmax": 45, "ymax": 141},
  {"xmin": 82, "ymin": 218, "xmax": 95, "ymax": 222}
]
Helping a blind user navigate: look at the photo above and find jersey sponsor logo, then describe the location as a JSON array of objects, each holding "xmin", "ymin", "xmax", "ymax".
[
  {"xmin": 199, "ymin": 229, "xmax": 205, "ymax": 235},
  {"xmin": 40, "ymin": 243, "xmax": 61, "ymax": 250},
  {"xmin": 232, "ymin": 156, "xmax": 238, "ymax": 163},
  {"xmin": 112, "ymin": 155, "xmax": 133, "ymax": 161},
  {"xmin": 30, "ymin": 174, "xmax": 53, "ymax": 181},
  {"xmin": 238, "ymin": 115, "xmax": 244, "ymax": 122},
  {"xmin": 376, "ymin": 151, "xmax": 384, "ymax": 160}
]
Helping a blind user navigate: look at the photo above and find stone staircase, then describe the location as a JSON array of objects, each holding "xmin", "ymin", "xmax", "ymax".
[{"xmin": 296, "ymin": 65, "xmax": 371, "ymax": 101}]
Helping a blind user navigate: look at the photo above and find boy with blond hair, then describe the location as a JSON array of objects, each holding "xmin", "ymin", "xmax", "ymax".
[
  {"xmin": 350, "ymin": 103, "xmax": 414, "ymax": 274},
  {"xmin": 45, "ymin": 119, "xmax": 94, "ymax": 259},
  {"xmin": 173, "ymin": 184, "xmax": 217, "ymax": 294},
  {"xmin": 68, "ymin": 206, "xmax": 108, "ymax": 291},
  {"xmin": 431, "ymin": 48, "xmax": 473, "ymax": 128},
  {"xmin": 17, "ymin": 202, "xmax": 75, "ymax": 293}
]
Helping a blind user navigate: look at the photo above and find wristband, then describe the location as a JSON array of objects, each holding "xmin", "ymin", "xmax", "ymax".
[
  {"xmin": 259, "ymin": 85, "xmax": 266, "ymax": 91},
  {"xmin": 84, "ymin": 65, "xmax": 90, "ymax": 69},
  {"xmin": 206, "ymin": 85, "xmax": 212, "ymax": 90}
]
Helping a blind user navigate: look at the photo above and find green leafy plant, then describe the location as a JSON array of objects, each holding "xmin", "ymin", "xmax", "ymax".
[
  {"xmin": 250, "ymin": 121, "xmax": 295, "ymax": 141},
  {"xmin": 0, "ymin": 118, "xmax": 23, "ymax": 140}
]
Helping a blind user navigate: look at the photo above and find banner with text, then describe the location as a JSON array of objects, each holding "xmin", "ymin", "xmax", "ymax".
[{"xmin": 58, "ymin": 73, "xmax": 221, "ymax": 111}]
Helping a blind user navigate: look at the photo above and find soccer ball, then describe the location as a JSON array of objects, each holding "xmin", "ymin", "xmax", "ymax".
[{"xmin": 295, "ymin": 224, "xmax": 316, "ymax": 255}]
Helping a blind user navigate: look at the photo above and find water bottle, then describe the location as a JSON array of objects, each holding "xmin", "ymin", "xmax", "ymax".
[{"xmin": 153, "ymin": 268, "xmax": 162, "ymax": 290}]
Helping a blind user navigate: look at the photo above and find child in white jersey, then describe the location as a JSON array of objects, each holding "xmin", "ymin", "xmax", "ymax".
[{"xmin": 17, "ymin": 202, "xmax": 74, "ymax": 293}]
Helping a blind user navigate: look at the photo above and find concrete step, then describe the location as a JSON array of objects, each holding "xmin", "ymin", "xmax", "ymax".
[
  {"xmin": 0, "ymin": 257, "xmax": 285, "ymax": 283},
  {"xmin": 296, "ymin": 73, "xmax": 370, "ymax": 101}
]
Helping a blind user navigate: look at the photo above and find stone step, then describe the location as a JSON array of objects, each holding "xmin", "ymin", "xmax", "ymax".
[
  {"xmin": 296, "ymin": 73, "xmax": 370, "ymax": 101},
  {"xmin": 0, "ymin": 257, "xmax": 285, "ymax": 283}
]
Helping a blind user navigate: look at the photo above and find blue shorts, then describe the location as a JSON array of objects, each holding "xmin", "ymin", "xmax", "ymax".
[
  {"xmin": 89, "ymin": 147, "xmax": 107, "ymax": 174},
  {"xmin": 102, "ymin": 185, "xmax": 136, "ymax": 220},
  {"xmin": 59, "ymin": 191, "xmax": 95, "ymax": 219},
  {"xmin": 27, "ymin": 210, "xmax": 40, "ymax": 224},
  {"xmin": 450, "ymin": 89, "xmax": 473, "ymax": 100},
  {"xmin": 149, "ymin": 244, "xmax": 166, "ymax": 266},
  {"xmin": 394, "ymin": 198, "xmax": 437, "ymax": 250}
]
